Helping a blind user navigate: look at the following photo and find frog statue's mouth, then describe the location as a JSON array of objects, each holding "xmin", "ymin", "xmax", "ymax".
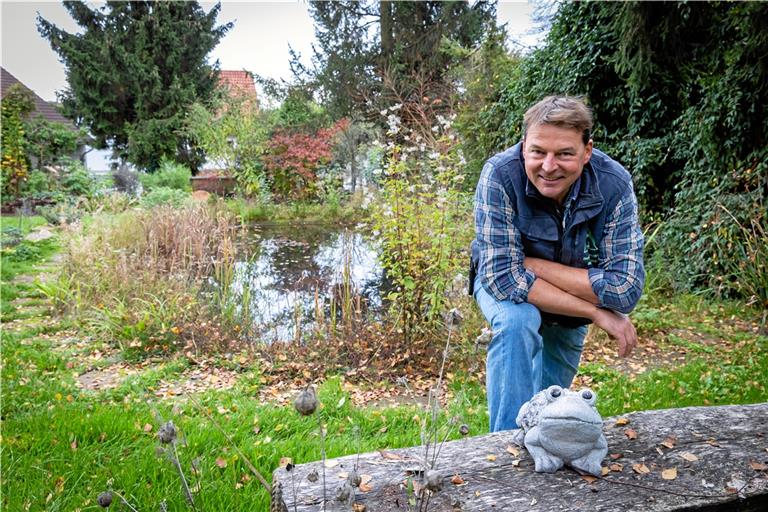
[{"xmin": 538, "ymin": 402, "xmax": 603, "ymax": 443}]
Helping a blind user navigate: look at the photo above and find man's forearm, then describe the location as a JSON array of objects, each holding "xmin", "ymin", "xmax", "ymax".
[
  {"xmin": 524, "ymin": 257, "xmax": 599, "ymax": 305},
  {"xmin": 526, "ymin": 276, "xmax": 599, "ymax": 320}
]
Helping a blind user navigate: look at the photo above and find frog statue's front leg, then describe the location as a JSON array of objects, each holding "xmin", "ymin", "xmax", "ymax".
[
  {"xmin": 568, "ymin": 434, "xmax": 608, "ymax": 476},
  {"xmin": 524, "ymin": 427, "xmax": 565, "ymax": 473}
]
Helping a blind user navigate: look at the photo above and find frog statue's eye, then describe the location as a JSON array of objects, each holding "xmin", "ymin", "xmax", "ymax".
[
  {"xmin": 548, "ymin": 386, "xmax": 562, "ymax": 399},
  {"xmin": 580, "ymin": 389, "xmax": 596, "ymax": 404}
]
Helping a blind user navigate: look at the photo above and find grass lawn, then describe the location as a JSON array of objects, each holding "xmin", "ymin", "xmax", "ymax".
[{"xmin": 2, "ymin": 215, "xmax": 766, "ymax": 510}]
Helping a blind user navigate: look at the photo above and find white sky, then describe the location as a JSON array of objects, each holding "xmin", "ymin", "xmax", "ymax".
[{"xmin": 1, "ymin": 0, "xmax": 543, "ymax": 102}]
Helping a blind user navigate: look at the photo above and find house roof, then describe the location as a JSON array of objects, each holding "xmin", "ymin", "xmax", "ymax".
[
  {"xmin": 218, "ymin": 70, "xmax": 257, "ymax": 99},
  {"xmin": 1, "ymin": 66, "xmax": 74, "ymax": 127}
]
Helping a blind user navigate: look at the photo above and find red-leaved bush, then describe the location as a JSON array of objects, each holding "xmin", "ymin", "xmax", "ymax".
[{"xmin": 262, "ymin": 119, "xmax": 350, "ymax": 200}]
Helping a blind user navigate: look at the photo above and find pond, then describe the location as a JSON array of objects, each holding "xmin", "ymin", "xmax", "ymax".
[{"xmin": 221, "ymin": 223, "xmax": 386, "ymax": 343}]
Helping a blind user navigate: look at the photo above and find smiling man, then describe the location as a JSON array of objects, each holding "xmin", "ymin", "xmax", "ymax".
[{"xmin": 471, "ymin": 96, "xmax": 645, "ymax": 432}]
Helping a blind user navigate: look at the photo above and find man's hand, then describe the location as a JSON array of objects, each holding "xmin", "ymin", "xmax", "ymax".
[{"xmin": 592, "ymin": 308, "xmax": 637, "ymax": 357}]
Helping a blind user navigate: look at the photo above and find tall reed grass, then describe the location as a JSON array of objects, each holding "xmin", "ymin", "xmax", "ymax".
[{"xmin": 52, "ymin": 203, "xmax": 238, "ymax": 353}]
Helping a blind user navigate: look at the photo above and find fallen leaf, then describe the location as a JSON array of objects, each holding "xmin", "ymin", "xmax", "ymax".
[
  {"xmin": 680, "ymin": 452, "xmax": 699, "ymax": 462},
  {"xmin": 511, "ymin": 459, "xmax": 521, "ymax": 467},
  {"xmin": 614, "ymin": 417, "xmax": 630, "ymax": 426},
  {"xmin": 352, "ymin": 503, "xmax": 366, "ymax": 512},
  {"xmin": 324, "ymin": 459, "xmax": 339, "ymax": 468},
  {"xmin": 505, "ymin": 445, "xmax": 521, "ymax": 457},
  {"xmin": 378, "ymin": 450, "xmax": 404, "ymax": 461},
  {"xmin": 581, "ymin": 475, "xmax": 598, "ymax": 484},
  {"xmin": 749, "ymin": 460, "xmax": 768, "ymax": 472},
  {"xmin": 609, "ymin": 463, "xmax": 623, "ymax": 472},
  {"xmin": 359, "ymin": 482, "xmax": 373, "ymax": 492},
  {"xmin": 632, "ymin": 463, "xmax": 650, "ymax": 475},
  {"xmin": 624, "ymin": 428, "xmax": 638, "ymax": 440},
  {"xmin": 279, "ymin": 457, "xmax": 292, "ymax": 467},
  {"xmin": 70, "ymin": 440, "xmax": 77, "ymax": 451},
  {"xmin": 705, "ymin": 438, "xmax": 720, "ymax": 447},
  {"xmin": 609, "ymin": 453, "xmax": 623, "ymax": 460},
  {"xmin": 143, "ymin": 423, "xmax": 153, "ymax": 432},
  {"xmin": 215, "ymin": 457, "xmax": 228, "ymax": 469},
  {"xmin": 486, "ymin": 454, "xmax": 497, "ymax": 462},
  {"xmin": 451, "ymin": 474, "xmax": 465, "ymax": 485},
  {"xmin": 661, "ymin": 435, "xmax": 677, "ymax": 449},
  {"xmin": 661, "ymin": 468, "xmax": 678, "ymax": 480},
  {"xmin": 601, "ymin": 467, "xmax": 610, "ymax": 476}
]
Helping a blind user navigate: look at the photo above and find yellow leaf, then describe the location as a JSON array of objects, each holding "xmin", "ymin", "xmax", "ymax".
[
  {"xmin": 661, "ymin": 468, "xmax": 677, "ymax": 480},
  {"xmin": 614, "ymin": 417, "xmax": 630, "ymax": 426},
  {"xmin": 55, "ymin": 393, "xmax": 62, "ymax": 401},
  {"xmin": 632, "ymin": 463, "xmax": 650, "ymax": 475},
  {"xmin": 680, "ymin": 452, "xmax": 699, "ymax": 462},
  {"xmin": 601, "ymin": 467, "xmax": 610, "ymax": 476},
  {"xmin": 486, "ymin": 454, "xmax": 497, "ymax": 462}
]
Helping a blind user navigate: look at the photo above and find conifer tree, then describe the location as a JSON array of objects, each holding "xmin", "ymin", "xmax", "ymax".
[{"xmin": 38, "ymin": 1, "xmax": 232, "ymax": 171}]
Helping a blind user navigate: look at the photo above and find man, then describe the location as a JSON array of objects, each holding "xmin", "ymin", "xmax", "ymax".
[{"xmin": 470, "ymin": 96, "xmax": 644, "ymax": 432}]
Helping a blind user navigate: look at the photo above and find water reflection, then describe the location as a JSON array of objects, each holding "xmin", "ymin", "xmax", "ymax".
[{"xmin": 226, "ymin": 223, "xmax": 384, "ymax": 342}]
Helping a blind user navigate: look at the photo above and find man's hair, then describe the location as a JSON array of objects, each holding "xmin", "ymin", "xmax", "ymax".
[{"xmin": 523, "ymin": 96, "xmax": 593, "ymax": 144}]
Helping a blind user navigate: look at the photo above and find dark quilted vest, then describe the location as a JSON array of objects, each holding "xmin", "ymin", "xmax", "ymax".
[{"xmin": 471, "ymin": 142, "xmax": 633, "ymax": 327}]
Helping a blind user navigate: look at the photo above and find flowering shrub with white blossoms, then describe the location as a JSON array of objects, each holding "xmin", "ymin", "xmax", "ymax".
[{"xmin": 372, "ymin": 106, "xmax": 473, "ymax": 341}]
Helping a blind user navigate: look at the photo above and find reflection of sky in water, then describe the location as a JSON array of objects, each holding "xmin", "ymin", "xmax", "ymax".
[{"xmin": 225, "ymin": 225, "xmax": 383, "ymax": 342}]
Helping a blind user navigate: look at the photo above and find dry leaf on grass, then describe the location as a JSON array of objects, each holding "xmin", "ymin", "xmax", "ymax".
[{"xmin": 215, "ymin": 457, "xmax": 228, "ymax": 469}]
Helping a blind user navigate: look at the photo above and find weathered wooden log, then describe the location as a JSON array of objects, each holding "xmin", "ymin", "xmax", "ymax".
[{"xmin": 272, "ymin": 403, "xmax": 768, "ymax": 511}]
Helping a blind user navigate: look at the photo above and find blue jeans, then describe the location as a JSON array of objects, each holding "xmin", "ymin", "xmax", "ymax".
[{"xmin": 474, "ymin": 278, "xmax": 588, "ymax": 432}]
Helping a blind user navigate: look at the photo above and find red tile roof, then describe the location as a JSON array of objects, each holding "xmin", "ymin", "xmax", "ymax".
[
  {"xmin": 1, "ymin": 66, "xmax": 74, "ymax": 127},
  {"xmin": 218, "ymin": 70, "xmax": 257, "ymax": 99}
]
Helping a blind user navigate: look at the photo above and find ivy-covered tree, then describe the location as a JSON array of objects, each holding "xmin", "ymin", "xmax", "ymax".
[
  {"xmin": 37, "ymin": 1, "xmax": 232, "ymax": 171},
  {"xmin": 1, "ymin": 84, "xmax": 34, "ymax": 198}
]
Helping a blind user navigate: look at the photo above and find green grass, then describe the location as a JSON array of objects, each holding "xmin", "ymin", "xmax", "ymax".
[{"xmin": 226, "ymin": 195, "xmax": 368, "ymax": 225}]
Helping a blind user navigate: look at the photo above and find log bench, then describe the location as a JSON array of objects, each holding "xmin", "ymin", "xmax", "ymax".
[{"xmin": 272, "ymin": 403, "xmax": 768, "ymax": 511}]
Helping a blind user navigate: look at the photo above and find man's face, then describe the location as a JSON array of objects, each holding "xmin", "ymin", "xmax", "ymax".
[{"xmin": 522, "ymin": 124, "xmax": 593, "ymax": 204}]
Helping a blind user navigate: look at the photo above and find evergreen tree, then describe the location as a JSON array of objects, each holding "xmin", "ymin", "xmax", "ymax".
[
  {"xmin": 301, "ymin": 1, "xmax": 496, "ymax": 124},
  {"xmin": 37, "ymin": 1, "xmax": 232, "ymax": 171}
]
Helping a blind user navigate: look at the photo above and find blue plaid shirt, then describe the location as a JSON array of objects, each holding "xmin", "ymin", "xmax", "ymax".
[{"xmin": 474, "ymin": 160, "xmax": 644, "ymax": 314}]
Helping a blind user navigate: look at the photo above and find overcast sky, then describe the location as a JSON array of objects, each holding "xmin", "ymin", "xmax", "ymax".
[{"xmin": 1, "ymin": 1, "xmax": 544, "ymax": 102}]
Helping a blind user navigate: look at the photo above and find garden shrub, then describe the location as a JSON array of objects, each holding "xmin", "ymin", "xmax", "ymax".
[
  {"xmin": 372, "ymin": 111, "xmax": 472, "ymax": 340},
  {"xmin": 140, "ymin": 186, "xmax": 190, "ymax": 208},
  {"xmin": 139, "ymin": 159, "xmax": 192, "ymax": 192},
  {"xmin": 60, "ymin": 160, "xmax": 97, "ymax": 198}
]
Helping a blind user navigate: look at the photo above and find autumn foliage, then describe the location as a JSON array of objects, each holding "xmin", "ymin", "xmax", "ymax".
[{"xmin": 262, "ymin": 118, "xmax": 349, "ymax": 200}]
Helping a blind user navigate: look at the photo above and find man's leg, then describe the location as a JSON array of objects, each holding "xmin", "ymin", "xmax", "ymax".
[
  {"xmin": 474, "ymin": 279, "xmax": 543, "ymax": 432},
  {"xmin": 540, "ymin": 323, "xmax": 588, "ymax": 390}
]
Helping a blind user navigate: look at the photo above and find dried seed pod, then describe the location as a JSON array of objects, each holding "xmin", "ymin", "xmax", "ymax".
[
  {"xmin": 294, "ymin": 386, "xmax": 318, "ymax": 416},
  {"xmin": 459, "ymin": 424, "xmax": 470, "ymax": 436},
  {"xmin": 347, "ymin": 469, "xmax": 362, "ymax": 487},
  {"xmin": 444, "ymin": 308, "xmax": 464, "ymax": 329},
  {"xmin": 424, "ymin": 470, "xmax": 442, "ymax": 492},
  {"xmin": 97, "ymin": 491, "xmax": 113, "ymax": 507},
  {"xmin": 307, "ymin": 469, "xmax": 319, "ymax": 482},
  {"xmin": 335, "ymin": 481, "xmax": 353, "ymax": 503},
  {"xmin": 158, "ymin": 421, "xmax": 177, "ymax": 444}
]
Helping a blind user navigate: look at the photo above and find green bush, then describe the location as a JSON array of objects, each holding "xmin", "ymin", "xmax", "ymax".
[
  {"xmin": 140, "ymin": 186, "xmax": 190, "ymax": 208},
  {"xmin": 139, "ymin": 159, "xmax": 192, "ymax": 192},
  {"xmin": 60, "ymin": 160, "xmax": 97, "ymax": 198}
]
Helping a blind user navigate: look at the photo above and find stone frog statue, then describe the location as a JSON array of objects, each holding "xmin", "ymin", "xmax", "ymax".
[{"xmin": 512, "ymin": 385, "xmax": 607, "ymax": 476}]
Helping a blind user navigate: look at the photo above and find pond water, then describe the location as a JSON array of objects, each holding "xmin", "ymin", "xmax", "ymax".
[{"xmin": 224, "ymin": 223, "xmax": 386, "ymax": 343}]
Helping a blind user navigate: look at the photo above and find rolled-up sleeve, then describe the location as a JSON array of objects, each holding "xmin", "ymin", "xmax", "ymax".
[
  {"xmin": 474, "ymin": 162, "xmax": 536, "ymax": 303},
  {"xmin": 587, "ymin": 183, "xmax": 645, "ymax": 313}
]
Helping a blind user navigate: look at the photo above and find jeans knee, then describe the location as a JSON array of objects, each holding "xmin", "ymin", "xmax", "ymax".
[{"xmin": 489, "ymin": 303, "xmax": 542, "ymax": 351}]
